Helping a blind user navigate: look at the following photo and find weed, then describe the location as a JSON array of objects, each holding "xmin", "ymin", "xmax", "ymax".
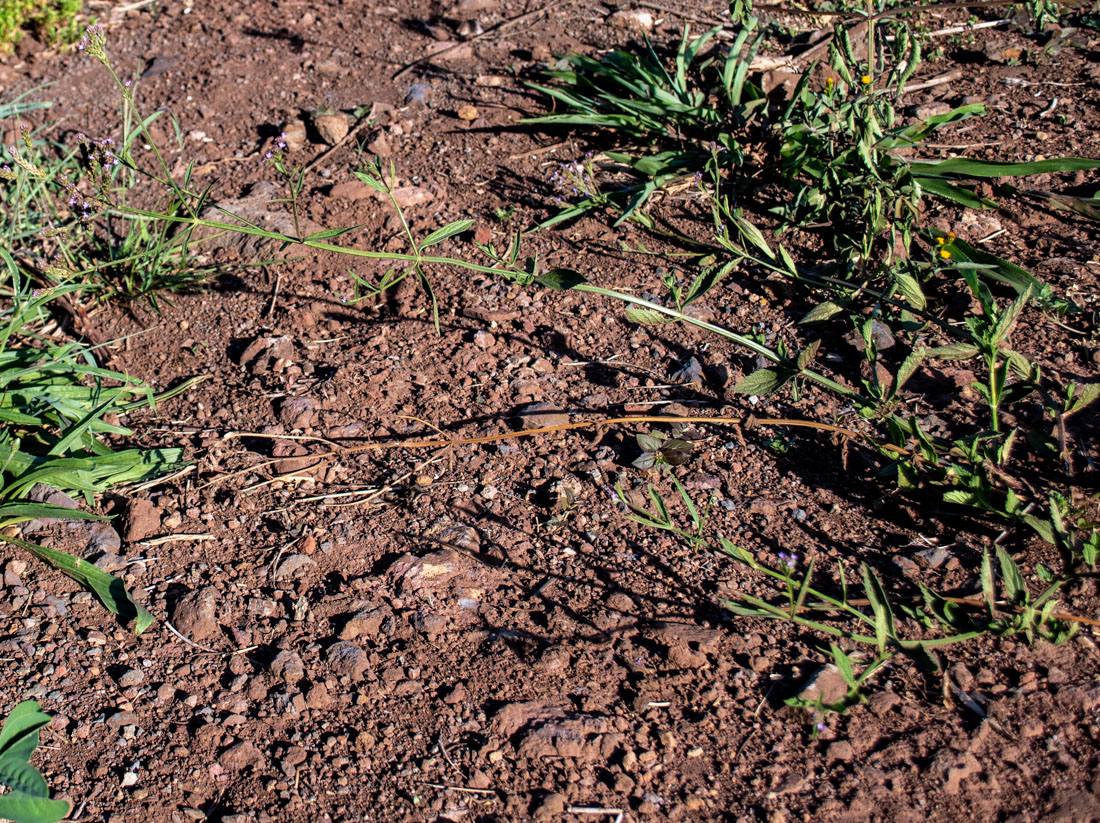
[
  {"xmin": 0, "ymin": 700, "xmax": 69, "ymax": 823},
  {"xmin": 0, "ymin": 0, "xmax": 82, "ymax": 54}
]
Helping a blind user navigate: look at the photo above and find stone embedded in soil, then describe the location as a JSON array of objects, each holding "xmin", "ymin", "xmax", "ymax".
[
  {"xmin": 519, "ymin": 402, "xmax": 570, "ymax": 428},
  {"xmin": 279, "ymin": 396, "xmax": 318, "ymax": 429},
  {"xmin": 534, "ymin": 792, "xmax": 568, "ymax": 819},
  {"xmin": 313, "ymin": 112, "xmax": 350, "ymax": 145},
  {"xmin": 122, "ymin": 498, "xmax": 161, "ymax": 543},
  {"xmin": 218, "ymin": 740, "xmax": 264, "ymax": 772},
  {"xmin": 388, "ymin": 185, "xmax": 435, "ymax": 209},
  {"xmin": 795, "ymin": 664, "xmax": 849, "ymax": 706},
  {"xmin": 270, "ymin": 650, "xmax": 306, "ymax": 683},
  {"xmin": 338, "ymin": 607, "xmax": 388, "ymax": 641},
  {"xmin": 115, "ymin": 667, "xmax": 145, "ymax": 688},
  {"xmin": 197, "ymin": 182, "xmax": 322, "ymax": 259},
  {"xmin": 608, "ymin": 8, "xmax": 654, "ymax": 30},
  {"xmin": 274, "ymin": 553, "xmax": 316, "ymax": 581},
  {"xmin": 170, "ymin": 588, "xmax": 220, "ymax": 641},
  {"xmin": 282, "ymin": 119, "xmax": 307, "ymax": 151},
  {"xmin": 328, "ymin": 180, "xmax": 376, "ymax": 201},
  {"xmin": 326, "ymin": 641, "xmax": 369, "ymax": 679},
  {"xmin": 422, "ymin": 518, "xmax": 481, "ymax": 552}
]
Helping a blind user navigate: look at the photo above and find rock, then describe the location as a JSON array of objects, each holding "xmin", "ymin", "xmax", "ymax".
[
  {"xmin": 473, "ymin": 330, "xmax": 495, "ymax": 350},
  {"xmin": 535, "ymin": 792, "xmax": 567, "ymax": 819},
  {"xmin": 122, "ymin": 498, "xmax": 161, "ymax": 543},
  {"xmin": 282, "ymin": 119, "xmax": 307, "ymax": 152},
  {"xmin": 519, "ymin": 402, "xmax": 570, "ymax": 428},
  {"xmin": 326, "ymin": 641, "xmax": 368, "ymax": 679},
  {"xmin": 423, "ymin": 519, "xmax": 480, "ymax": 552},
  {"xmin": 106, "ymin": 710, "xmax": 140, "ymax": 729},
  {"xmin": 911, "ymin": 101, "xmax": 952, "ymax": 120},
  {"xmin": 442, "ymin": 682, "xmax": 467, "ymax": 705},
  {"xmin": 218, "ymin": 740, "xmax": 263, "ymax": 772},
  {"xmin": 608, "ymin": 9, "xmax": 654, "ymax": 30},
  {"xmin": 170, "ymin": 588, "xmax": 219, "ymax": 641},
  {"xmin": 279, "ymin": 396, "xmax": 318, "ymax": 429},
  {"xmin": 115, "ymin": 668, "xmax": 145, "ymax": 688},
  {"xmin": 270, "ymin": 650, "xmax": 306, "ymax": 684},
  {"xmin": 306, "ymin": 682, "xmax": 334, "ymax": 710},
  {"xmin": 795, "ymin": 664, "xmax": 849, "ymax": 706},
  {"xmin": 338, "ymin": 608, "xmax": 388, "ymax": 641},
  {"xmin": 389, "ymin": 186, "xmax": 434, "ymax": 209},
  {"xmin": 826, "ymin": 740, "xmax": 854, "ymax": 763},
  {"xmin": 915, "ymin": 545, "xmax": 953, "ymax": 569},
  {"xmin": 198, "ymin": 182, "xmax": 323, "ymax": 259},
  {"xmin": 313, "ymin": 112, "xmax": 350, "ymax": 145},
  {"xmin": 366, "ymin": 130, "xmax": 391, "ymax": 158},
  {"xmin": 328, "ymin": 180, "xmax": 375, "ymax": 201},
  {"xmin": 274, "ymin": 554, "xmax": 316, "ymax": 581},
  {"xmin": 457, "ymin": 104, "xmax": 479, "ymax": 121}
]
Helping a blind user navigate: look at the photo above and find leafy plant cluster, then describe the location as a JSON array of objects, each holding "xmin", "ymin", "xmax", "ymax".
[{"xmin": 0, "ymin": 0, "xmax": 81, "ymax": 54}]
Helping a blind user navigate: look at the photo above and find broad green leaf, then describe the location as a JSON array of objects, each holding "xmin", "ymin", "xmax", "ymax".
[
  {"xmin": 535, "ymin": 269, "xmax": 587, "ymax": 290},
  {"xmin": 0, "ymin": 702, "xmax": 51, "ymax": 761},
  {"xmin": 1, "ymin": 533, "xmax": 155, "ymax": 634},
  {"xmin": 796, "ymin": 339, "xmax": 821, "ymax": 371},
  {"xmin": 893, "ymin": 272, "xmax": 926, "ymax": 310},
  {"xmin": 0, "ymin": 791, "xmax": 70, "ymax": 823},
  {"xmin": 733, "ymin": 368, "xmax": 789, "ymax": 396}
]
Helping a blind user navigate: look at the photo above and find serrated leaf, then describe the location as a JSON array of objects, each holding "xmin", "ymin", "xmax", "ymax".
[
  {"xmin": 1067, "ymin": 382, "xmax": 1100, "ymax": 415},
  {"xmin": 893, "ymin": 272, "xmax": 926, "ymax": 310},
  {"xmin": 943, "ymin": 490, "xmax": 977, "ymax": 505},
  {"xmin": 796, "ymin": 339, "xmax": 821, "ymax": 371},
  {"xmin": 800, "ymin": 301, "xmax": 845, "ymax": 324},
  {"xmin": 996, "ymin": 545, "xmax": 1027, "ymax": 606},
  {"xmin": 624, "ymin": 306, "xmax": 675, "ymax": 325},
  {"xmin": 352, "ymin": 171, "xmax": 389, "ymax": 192},
  {"xmin": 733, "ymin": 368, "xmax": 789, "ymax": 396},
  {"xmin": 927, "ymin": 343, "xmax": 979, "ymax": 360}
]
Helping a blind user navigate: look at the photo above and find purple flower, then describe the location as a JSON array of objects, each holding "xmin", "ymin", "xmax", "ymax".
[{"xmin": 816, "ymin": 722, "xmax": 826, "ymax": 732}]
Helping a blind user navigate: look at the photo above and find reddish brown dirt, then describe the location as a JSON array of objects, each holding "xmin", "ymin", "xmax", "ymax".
[{"xmin": 2, "ymin": 2, "xmax": 1100, "ymax": 822}]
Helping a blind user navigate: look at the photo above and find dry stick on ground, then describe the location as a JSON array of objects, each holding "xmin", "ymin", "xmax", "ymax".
[
  {"xmin": 393, "ymin": 0, "xmax": 571, "ymax": 80},
  {"xmin": 204, "ymin": 414, "xmax": 916, "ymax": 491}
]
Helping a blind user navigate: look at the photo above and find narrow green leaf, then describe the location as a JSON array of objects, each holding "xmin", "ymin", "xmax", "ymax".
[
  {"xmin": 417, "ymin": 219, "xmax": 475, "ymax": 252},
  {"xmin": 624, "ymin": 306, "xmax": 675, "ymax": 325},
  {"xmin": 861, "ymin": 564, "xmax": 896, "ymax": 654},
  {"xmin": 926, "ymin": 343, "xmax": 979, "ymax": 360},
  {"xmin": 980, "ymin": 550, "xmax": 995, "ymax": 616},
  {"xmin": 303, "ymin": 225, "xmax": 362, "ymax": 241},
  {"xmin": 1, "ymin": 534, "xmax": 155, "ymax": 634}
]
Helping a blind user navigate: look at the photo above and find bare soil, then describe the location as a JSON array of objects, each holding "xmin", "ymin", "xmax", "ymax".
[{"xmin": 2, "ymin": 2, "xmax": 1100, "ymax": 822}]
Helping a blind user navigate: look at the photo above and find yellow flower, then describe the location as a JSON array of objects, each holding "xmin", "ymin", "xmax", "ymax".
[
  {"xmin": 939, "ymin": 249, "xmax": 951, "ymax": 259},
  {"xmin": 860, "ymin": 74, "xmax": 872, "ymax": 85},
  {"xmin": 935, "ymin": 236, "xmax": 946, "ymax": 245},
  {"xmin": 825, "ymin": 77, "xmax": 834, "ymax": 90},
  {"xmin": 947, "ymin": 231, "xmax": 956, "ymax": 242}
]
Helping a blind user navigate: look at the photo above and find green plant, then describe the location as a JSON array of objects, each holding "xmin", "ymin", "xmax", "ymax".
[
  {"xmin": 525, "ymin": 19, "xmax": 765, "ymax": 226},
  {"xmin": 0, "ymin": 701, "xmax": 69, "ymax": 823},
  {"xmin": 0, "ymin": 0, "xmax": 82, "ymax": 53}
]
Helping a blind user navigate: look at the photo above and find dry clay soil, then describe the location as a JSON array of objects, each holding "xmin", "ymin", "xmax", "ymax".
[{"xmin": 2, "ymin": 2, "xmax": 1100, "ymax": 822}]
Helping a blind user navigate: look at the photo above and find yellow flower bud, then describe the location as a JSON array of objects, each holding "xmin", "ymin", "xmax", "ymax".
[{"xmin": 861, "ymin": 74, "xmax": 872, "ymax": 85}]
